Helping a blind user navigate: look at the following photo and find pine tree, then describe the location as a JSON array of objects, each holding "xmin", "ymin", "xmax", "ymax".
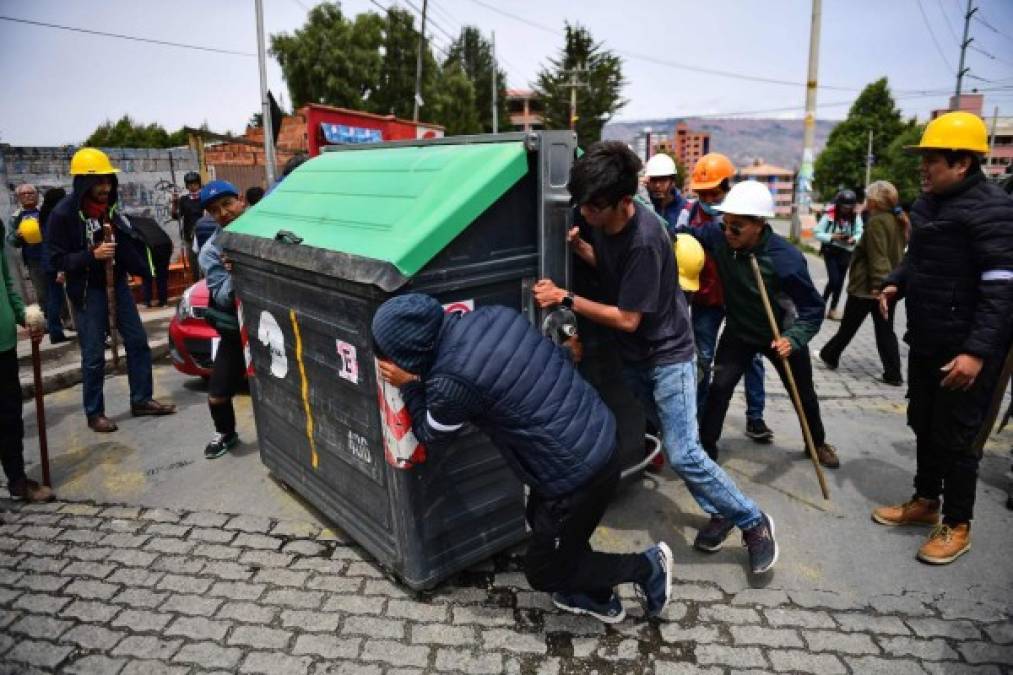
[{"xmin": 444, "ymin": 27, "xmax": 508, "ymax": 133}]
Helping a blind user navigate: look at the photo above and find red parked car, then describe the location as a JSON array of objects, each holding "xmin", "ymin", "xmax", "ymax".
[{"xmin": 168, "ymin": 280, "xmax": 220, "ymax": 378}]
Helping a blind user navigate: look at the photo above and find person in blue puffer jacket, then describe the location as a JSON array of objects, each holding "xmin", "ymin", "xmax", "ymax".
[{"xmin": 372, "ymin": 293, "xmax": 673, "ymax": 624}]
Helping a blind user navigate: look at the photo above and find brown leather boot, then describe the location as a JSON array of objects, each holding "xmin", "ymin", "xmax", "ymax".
[
  {"xmin": 131, "ymin": 399, "xmax": 177, "ymax": 417},
  {"xmin": 814, "ymin": 443, "xmax": 840, "ymax": 469},
  {"xmin": 9, "ymin": 478, "xmax": 55, "ymax": 503},
  {"xmin": 872, "ymin": 496, "xmax": 940, "ymax": 527},
  {"xmin": 87, "ymin": 415, "xmax": 118, "ymax": 432},
  {"xmin": 918, "ymin": 522, "xmax": 971, "ymax": 564}
]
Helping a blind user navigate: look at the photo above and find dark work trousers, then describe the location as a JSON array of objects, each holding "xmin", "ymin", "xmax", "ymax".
[
  {"xmin": 820, "ymin": 296, "xmax": 902, "ymax": 381},
  {"xmin": 701, "ymin": 333, "xmax": 826, "ymax": 451},
  {"xmin": 0, "ymin": 349, "xmax": 27, "ymax": 484},
  {"xmin": 524, "ymin": 450, "xmax": 651, "ymax": 602},
  {"xmin": 907, "ymin": 350, "xmax": 1006, "ymax": 524},
  {"xmin": 185, "ymin": 237, "xmax": 200, "ymax": 283},
  {"xmin": 142, "ymin": 255, "xmax": 171, "ymax": 307},
  {"xmin": 208, "ymin": 331, "xmax": 246, "ymax": 435},
  {"xmin": 821, "ymin": 247, "xmax": 852, "ymax": 311}
]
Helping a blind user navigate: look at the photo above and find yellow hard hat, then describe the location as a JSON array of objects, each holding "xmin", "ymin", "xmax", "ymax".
[
  {"xmin": 906, "ymin": 111, "xmax": 989, "ymax": 154},
  {"xmin": 70, "ymin": 147, "xmax": 120, "ymax": 175},
  {"xmin": 17, "ymin": 217, "xmax": 42, "ymax": 244},
  {"xmin": 674, "ymin": 233, "xmax": 705, "ymax": 293}
]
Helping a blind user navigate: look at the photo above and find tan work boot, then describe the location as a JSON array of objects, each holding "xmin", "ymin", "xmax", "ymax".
[
  {"xmin": 917, "ymin": 523, "xmax": 971, "ymax": 564},
  {"xmin": 9, "ymin": 478, "xmax": 55, "ymax": 503},
  {"xmin": 810, "ymin": 443, "xmax": 840, "ymax": 469},
  {"xmin": 872, "ymin": 496, "xmax": 941, "ymax": 527}
]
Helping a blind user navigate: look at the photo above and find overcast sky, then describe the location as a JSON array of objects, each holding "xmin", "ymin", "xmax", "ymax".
[{"xmin": 1, "ymin": 0, "xmax": 1011, "ymax": 146}]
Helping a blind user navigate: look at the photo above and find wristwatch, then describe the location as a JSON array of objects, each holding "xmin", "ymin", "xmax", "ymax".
[{"xmin": 561, "ymin": 292, "xmax": 574, "ymax": 309}]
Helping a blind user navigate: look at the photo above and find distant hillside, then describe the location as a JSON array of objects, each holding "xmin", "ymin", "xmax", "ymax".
[{"xmin": 603, "ymin": 117, "xmax": 839, "ymax": 171}]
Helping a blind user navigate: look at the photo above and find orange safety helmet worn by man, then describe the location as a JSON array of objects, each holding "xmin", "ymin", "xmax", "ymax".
[{"xmin": 690, "ymin": 153, "xmax": 736, "ymax": 191}]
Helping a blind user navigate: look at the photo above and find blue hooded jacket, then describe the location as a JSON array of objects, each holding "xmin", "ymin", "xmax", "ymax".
[
  {"xmin": 46, "ymin": 174, "xmax": 149, "ymax": 306},
  {"xmin": 372, "ymin": 294, "xmax": 617, "ymax": 498}
]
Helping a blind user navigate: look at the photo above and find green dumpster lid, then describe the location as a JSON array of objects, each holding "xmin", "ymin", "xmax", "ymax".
[{"xmin": 226, "ymin": 141, "xmax": 529, "ymax": 278}]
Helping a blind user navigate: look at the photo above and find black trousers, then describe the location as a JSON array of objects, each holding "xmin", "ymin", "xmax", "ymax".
[
  {"xmin": 701, "ymin": 333, "xmax": 826, "ymax": 451},
  {"xmin": 143, "ymin": 255, "xmax": 171, "ymax": 306},
  {"xmin": 820, "ymin": 296, "xmax": 902, "ymax": 381},
  {"xmin": 208, "ymin": 332, "xmax": 246, "ymax": 435},
  {"xmin": 822, "ymin": 247, "xmax": 852, "ymax": 310},
  {"xmin": 0, "ymin": 349, "xmax": 26, "ymax": 484},
  {"xmin": 524, "ymin": 451, "xmax": 650, "ymax": 601},
  {"xmin": 907, "ymin": 351, "xmax": 1005, "ymax": 523}
]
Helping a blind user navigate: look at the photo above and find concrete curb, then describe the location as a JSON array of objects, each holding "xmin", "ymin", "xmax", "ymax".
[{"xmin": 20, "ymin": 337, "xmax": 172, "ymax": 400}]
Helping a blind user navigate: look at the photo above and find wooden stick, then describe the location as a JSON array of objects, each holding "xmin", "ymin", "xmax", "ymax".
[
  {"xmin": 30, "ymin": 335, "xmax": 51, "ymax": 488},
  {"xmin": 749, "ymin": 254, "xmax": 830, "ymax": 501},
  {"xmin": 102, "ymin": 222, "xmax": 121, "ymax": 371}
]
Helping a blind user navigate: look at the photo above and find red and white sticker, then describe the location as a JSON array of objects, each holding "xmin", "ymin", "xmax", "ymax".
[
  {"xmin": 375, "ymin": 359, "xmax": 426, "ymax": 469},
  {"xmin": 336, "ymin": 340, "xmax": 359, "ymax": 384},
  {"xmin": 442, "ymin": 299, "xmax": 474, "ymax": 315}
]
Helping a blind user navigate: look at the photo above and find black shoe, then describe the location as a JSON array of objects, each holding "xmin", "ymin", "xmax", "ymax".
[
  {"xmin": 49, "ymin": 334, "xmax": 69, "ymax": 344},
  {"xmin": 743, "ymin": 513, "xmax": 778, "ymax": 574},
  {"xmin": 694, "ymin": 515, "xmax": 735, "ymax": 552},
  {"xmin": 745, "ymin": 419, "xmax": 774, "ymax": 444},
  {"xmin": 818, "ymin": 349, "xmax": 838, "ymax": 370},
  {"xmin": 552, "ymin": 591, "xmax": 626, "ymax": 624},
  {"xmin": 205, "ymin": 432, "xmax": 238, "ymax": 459},
  {"xmin": 878, "ymin": 374, "xmax": 904, "ymax": 387},
  {"xmin": 636, "ymin": 542, "xmax": 673, "ymax": 618}
]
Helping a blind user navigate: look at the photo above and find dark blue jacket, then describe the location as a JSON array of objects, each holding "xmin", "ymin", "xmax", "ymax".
[
  {"xmin": 651, "ymin": 188, "xmax": 687, "ymax": 237},
  {"xmin": 376, "ymin": 299, "xmax": 617, "ymax": 498},
  {"xmin": 46, "ymin": 174, "xmax": 149, "ymax": 307}
]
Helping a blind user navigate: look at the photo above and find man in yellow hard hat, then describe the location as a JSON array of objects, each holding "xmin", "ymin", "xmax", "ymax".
[
  {"xmin": 874, "ymin": 111, "xmax": 1013, "ymax": 564},
  {"xmin": 47, "ymin": 148, "xmax": 176, "ymax": 432},
  {"xmin": 5, "ymin": 185, "xmax": 52, "ymax": 334},
  {"xmin": 677, "ymin": 153, "xmax": 773, "ymax": 446}
]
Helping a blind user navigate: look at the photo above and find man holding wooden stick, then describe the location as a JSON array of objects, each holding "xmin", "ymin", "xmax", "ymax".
[
  {"xmin": 47, "ymin": 148, "xmax": 176, "ymax": 433},
  {"xmin": 676, "ymin": 181, "xmax": 840, "ymax": 472}
]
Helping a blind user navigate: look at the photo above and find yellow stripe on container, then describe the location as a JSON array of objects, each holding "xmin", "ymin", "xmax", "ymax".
[{"xmin": 290, "ymin": 309, "xmax": 319, "ymax": 470}]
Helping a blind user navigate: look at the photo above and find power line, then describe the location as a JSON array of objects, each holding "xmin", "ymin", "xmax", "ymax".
[
  {"xmin": 401, "ymin": 0, "xmax": 457, "ymax": 44},
  {"xmin": 973, "ymin": 11, "xmax": 1013, "ymax": 44},
  {"xmin": 0, "ymin": 14, "xmax": 256, "ymax": 56},
  {"xmin": 460, "ymin": 0, "xmax": 871, "ymax": 93},
  {"xmin": 970, "ymin": 43, "xmax": 1013, "ymax": 68},
  {"xmin": 916, "ymin": 0, "xmax": 956, "ymax": 72},
  {"xmin": 935, "ymin": 0, "xmax": 962, "ymax": 43}
]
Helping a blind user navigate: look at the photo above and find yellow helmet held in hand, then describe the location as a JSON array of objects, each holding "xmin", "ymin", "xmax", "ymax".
[
  {"xmin": 70, "ymin": 147, "xmax": 120, "ymax": 175},
  {"xmin": 674, "ymin": 233, "xmax": 705, "ymax": 292},
  {"xmin": 906, "ymin": 111, "xmax": 989, "ymax": 154},
  {"xmin": 17, "ymin": 217, "xmax": 42, "ymax": 244}
]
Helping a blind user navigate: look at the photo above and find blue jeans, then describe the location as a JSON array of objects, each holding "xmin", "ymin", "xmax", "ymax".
[
  {"xmin": 75, "ymin": 281, "xmax": 153, "ymax": 417},
  {"xmin": 623, "ymin": 359, "xmax": 763, "ymax": 530},
  {"xmin": 692, "ymin": 305, "xmax": 764, "ymax": 421},
  {"xmin": 45, "ymin": 273, "xmax": 66, "ymax": 340}
]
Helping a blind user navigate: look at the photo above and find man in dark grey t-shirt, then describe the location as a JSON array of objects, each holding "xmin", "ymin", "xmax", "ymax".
[{"xmin": 533, "ymin": 142, "xmax": 777, "ymax": 576}]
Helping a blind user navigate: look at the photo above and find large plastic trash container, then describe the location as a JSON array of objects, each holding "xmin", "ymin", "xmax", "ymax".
[{"xmin": 220, "ymin": 132, "xmax": 646, "ymax": 589}]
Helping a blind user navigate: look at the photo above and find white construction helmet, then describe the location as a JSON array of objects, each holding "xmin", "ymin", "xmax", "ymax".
[
  {"xmin": 714, "ymin": 180, "xmax": 775, "ymax": 218},
  {"xmin": 644, "ymin": 153, "xmax": 677, "ymax": 178}
]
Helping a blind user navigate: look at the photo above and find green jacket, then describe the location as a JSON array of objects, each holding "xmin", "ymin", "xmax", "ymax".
[
  {"xmin": 846, "ymin": 212, "xmax": 905, "ymax": 299},
  {"xmin": 1, "ymin": 236, "xmax": 27, "ymax": 352}
]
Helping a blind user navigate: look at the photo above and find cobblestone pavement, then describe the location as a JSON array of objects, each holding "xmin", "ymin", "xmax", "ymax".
[{"xmin": 0, "ymin": 499, "xmax": 1011, "ymax": 675}]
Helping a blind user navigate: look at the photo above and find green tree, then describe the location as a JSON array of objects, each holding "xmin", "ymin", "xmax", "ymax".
[
  {"xmin": 84, "ymin": 115, "xmax": 187, "ymax": 148},
  {"xmin": 429, "ymin": 64, "xmax": 482, "ymax": 135},
  {"xmin": 533, "ymin": 23, "xmax": 626, "ymax": 144},
  {"xmin": 813, "ymin": 78, "xmax": 907, "ymax": 199},
  {"xmin": 444, "ymin": 27, "xmax": 508, "ymax": 133},
  {"xmin": 371, "ymin": 8, "xmax": 440, "ymax": 120},
  {"xmin": 270, "ymin": 4, "xmax": 384, "ymax": 110},
  {"xmin": 871, "ymin": 120, "xmax": 924, "ymax": 205}
]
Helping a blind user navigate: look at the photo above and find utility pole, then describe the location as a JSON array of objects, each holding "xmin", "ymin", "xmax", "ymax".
[
  {"xmin": 491, "ymin": 31, "xmax": 498, "ymax": 133},
  {"xmin": 864, "ymin": 129, "xmax": 874, "ymax": 189},
  {"xmin": 412, "ymin": 0, "xmax": 428, "ymax": 122},
  {"xmin": 255, "ymin": 0, "xmax": 276, "ymax": 186},
  {"xmin": 561, "ymin": 66, "xmax": 587, "ymax": 133},
  {"xmin": 792, "ymin": 0, "xmax": 821, "ymax": 241},
  {"xmin": 953, "ymin": 0, "xmax": 977, "ymax": 111}
]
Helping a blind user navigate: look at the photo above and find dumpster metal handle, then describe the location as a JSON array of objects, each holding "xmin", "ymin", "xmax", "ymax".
[
  {"xmin": 274, "ymin": 230, "xmax": 304, "ymax": 245},
  {"xmin": 620, "ymin": 433, "xmax": 663, "ymax": 480}
]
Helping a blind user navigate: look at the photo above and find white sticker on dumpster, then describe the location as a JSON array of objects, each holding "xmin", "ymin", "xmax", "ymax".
[
  {"xmin": 375, "ymin": 358, "xmax": 426, "ymax": 469},
  {"xmin": 336, "ymin": 340, "xmax": 359, "ymax": 384},
  {"xmin": 257, "ymin": 310, "xmax": 288, "ymax": 378}
]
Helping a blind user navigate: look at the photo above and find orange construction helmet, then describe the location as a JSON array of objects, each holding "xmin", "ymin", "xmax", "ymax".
[{"xmin": 690, "ymin": 153, "xmax": 736, "ymax": 191}]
